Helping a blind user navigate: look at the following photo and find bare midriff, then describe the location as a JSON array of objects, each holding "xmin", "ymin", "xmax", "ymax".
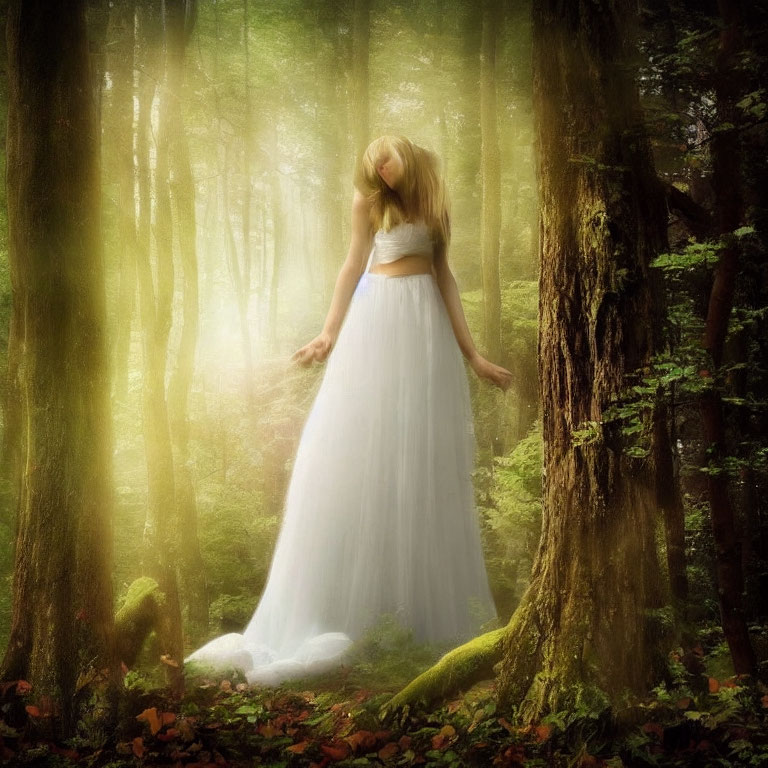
[{"xmin": 368, "ymin": 253, "xmax": 433, "ymax": 277}]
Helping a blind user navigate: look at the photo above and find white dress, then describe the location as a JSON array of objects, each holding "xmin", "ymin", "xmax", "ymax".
[{"xmin": 185, "ymin": 220, "xmax": 498, "ymax": 686}]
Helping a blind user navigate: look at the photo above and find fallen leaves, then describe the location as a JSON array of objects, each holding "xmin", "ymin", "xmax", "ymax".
[
  {"xmin": 431, "ymin": 723, "xmax": 457, "ymax": 749},
  {"xmin": 378, "ymin": 740, "xmax": 399, "ymax": 759},
  {"xmin": 131, "ymin": 736, "xmax": 144, "ymax": 758},
  {"xmin": 320, "ymin": 740, "xmax": 350, "ymax": 760},
  {"xmin": 286, "ymin": 739, "xmax": 310, "ymax": 753}
]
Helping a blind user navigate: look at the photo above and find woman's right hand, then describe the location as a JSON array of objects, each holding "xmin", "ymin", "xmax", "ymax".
[
  {"xmin": 291, "ymin": 330, "xmax": 336, "ymax": 367},
  {"xmin": 469, "ymin": 353, "xmax": 513, "ymax": 391}
]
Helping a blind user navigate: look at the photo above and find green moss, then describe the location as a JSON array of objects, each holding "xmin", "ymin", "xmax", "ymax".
[
  {"xmin": 114, "ymin": 577, "xmax": 164, "ymax": 668},
  {"xmin": 378, "ymin": 626, "xmax": 506, "ymax": 719}
]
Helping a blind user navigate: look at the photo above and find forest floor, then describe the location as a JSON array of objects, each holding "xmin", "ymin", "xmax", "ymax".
[{"xmin": 2, "ymin": 620, "xmax": 768, "ymax": 767}]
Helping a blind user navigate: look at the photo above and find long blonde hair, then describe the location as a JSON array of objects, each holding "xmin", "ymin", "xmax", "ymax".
[{"xmin": 353, "ymin": 134, "xmax": 451, "ymax": 252}]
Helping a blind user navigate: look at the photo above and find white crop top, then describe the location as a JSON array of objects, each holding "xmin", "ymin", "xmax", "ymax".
[{"xmin": 368, "ymin": 220, "xmax": 434, "ymax": 268}]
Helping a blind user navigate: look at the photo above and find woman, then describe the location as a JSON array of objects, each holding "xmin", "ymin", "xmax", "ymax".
[{"xmin": 185, "ymin": 135, "xmax": 513, "ymax": 686}]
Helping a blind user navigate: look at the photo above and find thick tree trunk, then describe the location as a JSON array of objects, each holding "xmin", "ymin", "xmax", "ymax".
[
  {"xmin": 162, "ymin": 0, "xmax": 209, "ymax": 641},
  {"xmin": 380, "ymin": 0, "xmax": 671, "ymax": 723},
  {"xmin": 135, "ymin": 0, "xmax": 184, "ymax": 695},
  {"xmin": 493, "ymin": 0, "xmax": 670, "ymax": 721},
  {"xmin": 0, "ymin": 0, "xmax": 119, "ymax": 737},
  {"xmin": 698, "ymin": 0, "xmax": 757, "ymax": 677}
]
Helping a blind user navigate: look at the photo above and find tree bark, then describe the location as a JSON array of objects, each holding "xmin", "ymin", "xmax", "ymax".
[
  {"xmin": 380, "ymin": 0, "xmax": 671, "ymax": 722},
  {"xmin": 697, "ymin": 0, "xmax": 757, "ymax": 677},
  {"xmin": 0, "ymin": 0, "xmax": 120, "ymax": 736},
  {"xmin": 493, "ymin": 0, "xmax": 670, "ymax": 721}
]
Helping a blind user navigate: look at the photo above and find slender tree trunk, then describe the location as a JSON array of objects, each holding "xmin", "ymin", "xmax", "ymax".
[
  {"xmin": 0, "ymin": 0, "xmax": 119, "ymax": 737},
  {"xmin": 495, "ymin": 0, "xmax": 669, "ymax": 720},
  {"xmin": 697, "ymin": 0, "xmax": 757, "ymax": 677},
  {"xmin": 162, "ymin": 0, "xmax": 209, "ymax": 640},
  {"xmin": 480, "ymin": 0, "xmax": 502, "ymax": 368},
  {"xmin": 135, "ymin": 0, "xmax": 184, "ymax": 694},
  {"xmin": 268, "ymin": 128, "xmax": 283, "ymax": 353},
  {"xmin": 317, "ymin": 0, "xmax": 347, "ymax": 308},
  {"xmin": 655, "ymin": 400, "xmax": 688, "ymax": 605},
  {"xmin": 729, "ymin": 326, "xmax": 768, "ymax": 619},
  {"xmin": 237, "ymin": 0, "xmax": 256, "ymax": 402},
  {"xmin": 351, "ymin": 0, "xmax": 370, "ymax": 161},
  {"xmin": 108, "ymin": 0, "xmax": 138, "ymax": 403}
]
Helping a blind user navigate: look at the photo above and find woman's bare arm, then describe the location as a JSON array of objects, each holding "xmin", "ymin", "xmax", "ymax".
[
  {"xmin": 321, "ymin": 188, "xmax": 373, "ymax": 340},
  {"xmin": 433, "ymin": 241, "xmax": 514, "ymax": 391},
  {"xmin": 291, "ymin": 188, "xmax": 372, "ymax": 366},
  {"xmin": 433, "ymin": 241, "xmax": 480, "ymax": 363}
]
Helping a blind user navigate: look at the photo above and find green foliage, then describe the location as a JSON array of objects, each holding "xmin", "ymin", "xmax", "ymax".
[
  {"xmin": 650, "ymin": 239, "xmax": 721, "ymax": 272},
  {"xmin": 480, "ymin": 423, "xmax": 542, "ymax": 619},
  {"xmin": 593, "ymin": 224, "xmax": 768, "ymax": 475}
]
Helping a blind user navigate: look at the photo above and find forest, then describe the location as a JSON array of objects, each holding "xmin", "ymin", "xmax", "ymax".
[{"xmin": 0, "ymin": 0, "xmax": 767, "ymax": 765}]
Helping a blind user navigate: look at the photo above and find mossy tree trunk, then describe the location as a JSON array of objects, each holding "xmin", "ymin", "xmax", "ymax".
[
  {"xmin": 494, "ymin": 0, "xmax": 671, "ymax": 721},
  {"xmin": 0, "ymin": 0, "xmax": 120, "ymax": 736}
]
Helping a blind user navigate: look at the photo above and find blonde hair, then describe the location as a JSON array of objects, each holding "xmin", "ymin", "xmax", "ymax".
[{"xmin": 353, "ymin": 134, "xmax": 451, "ymax": 252}]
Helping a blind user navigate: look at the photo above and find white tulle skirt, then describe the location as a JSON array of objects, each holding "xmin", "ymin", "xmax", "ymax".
[{"xmin": 185, "ymin": 271, "xmax": 498, "ymax": 686}]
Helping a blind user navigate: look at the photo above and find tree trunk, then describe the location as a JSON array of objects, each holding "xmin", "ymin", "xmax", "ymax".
[
  {"xmin": 0, "ymin": 0, "xmax": 120, "ymax": 737},
  {"xmin": 317, "ymin": 0, "xmax": 348, "ymax": 309},
  {"xmin": 162, "ymin": 0, "xmax": 209, "ymax": 641},
  {"xmin": 108, "ymin": 0, "xmax": 138, "ymax": 404},
  {"xmin": 480, "ymin": 0, "xmax": 502, "ymax": 368},
  {"xmin": 351, "ymin": 0, "xmax": 370, "ymax": 161},
  {"xmin": 493, "ymin": 0, "xmax": 671, "ymax": 720},
  {"xmin": 383, "ymin": 0, "xmax": 672, "ymax": 722},
  {"xmin": 268, "ymin": 133, "xmax": 283, "ymax": 353},
  {"xmin": 698, "ymin": 0, "xmax": 757, "ymax": 677},
  {"xmin": 135, "ymin": 0, "xmax": 184, "ymax": 695},
  {"xmin": 654, "ymin": 400, "xmax": 688, "ymax": 606},
  {"xmin": 237, "ymin": 0, "xmax": 256, "ymax": 402}
]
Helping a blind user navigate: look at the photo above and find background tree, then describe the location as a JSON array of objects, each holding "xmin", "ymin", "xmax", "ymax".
[
  {"xmin": 0, "ymin": 0, "xmax": 119, "ymax": 736},
  {"xmin": 134, "ymin": 0, "xmax": 185, "ymax": 694}
]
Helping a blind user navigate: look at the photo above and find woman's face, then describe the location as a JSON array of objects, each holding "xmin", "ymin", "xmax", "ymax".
[{"xmin": 376, "ymin": 148, "xmax": 404, "ymax": 190}]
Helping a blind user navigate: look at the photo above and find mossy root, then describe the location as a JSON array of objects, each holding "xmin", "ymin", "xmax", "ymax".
[{"xmin": 378, "ymin": 627, "xmax": 506, "ymax": 720}]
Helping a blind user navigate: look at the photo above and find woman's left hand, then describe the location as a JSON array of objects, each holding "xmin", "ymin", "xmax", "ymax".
[{"xmin": 469, "ymin": 353, "xmax": 514, "ymax": 392}]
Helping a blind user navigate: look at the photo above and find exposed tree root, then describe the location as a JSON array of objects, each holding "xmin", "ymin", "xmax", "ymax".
[
  {"xmin": 377, "ymin": 626, "xmax": 507, "ymax": 721},
  {"xmin": 115, "ymin": 576, "xmax": 166, "ymax": 668}
]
